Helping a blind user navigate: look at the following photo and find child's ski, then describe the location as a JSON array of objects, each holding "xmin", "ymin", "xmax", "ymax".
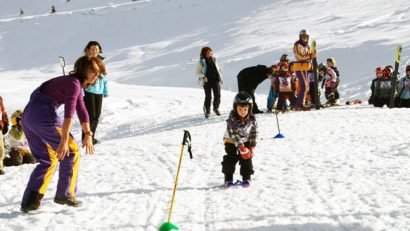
[
  {"xmin": 389, "ymin": 45, "xmax": 402, "ymax": 108},
  {"xmin": 310, "ymin": 40, "xmax": 320, "ymax": 109},
  {"xmin": 224, "ymin": 179, "xmax": 250, "ymax": 189}
]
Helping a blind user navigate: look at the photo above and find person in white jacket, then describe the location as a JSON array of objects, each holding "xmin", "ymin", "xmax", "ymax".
[{"xmin": 196, "ymin": 47, "xmax": 223, "ymax": 118}]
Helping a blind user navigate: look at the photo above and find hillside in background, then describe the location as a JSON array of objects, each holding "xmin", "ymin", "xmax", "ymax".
[
  {"xmin": 0, "ymin": 1, "xmax": 410, "ymax": 231},
  {"xmin": 1, "ymin": 0, "xmax": 410, "ymax": 102}
]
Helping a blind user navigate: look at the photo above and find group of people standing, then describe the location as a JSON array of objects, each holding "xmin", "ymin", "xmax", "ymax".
[
  {"xmin": 369, "ymin": 65, "xmax": 410, "ymax": 108},
  {"xmin": 0, "ymin": 41, "xmax": 109, "ymax": 213},
  {"xmin": 195, "ymin": 30, "xmax": 340, "ymax": 188},
  {"xmin": 197, "ymin": 30, "xmax": 341, "ymax": 117}
]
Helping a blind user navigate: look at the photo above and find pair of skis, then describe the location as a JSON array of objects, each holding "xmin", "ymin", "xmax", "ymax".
[{"xmin": 389, "ymin": 45, "xmax": 402, "ymax": 108}]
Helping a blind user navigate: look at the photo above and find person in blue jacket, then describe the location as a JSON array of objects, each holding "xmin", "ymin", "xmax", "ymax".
[{"xmin": 82, "ymin": 41, "xmax": 108, "ymax": 144}]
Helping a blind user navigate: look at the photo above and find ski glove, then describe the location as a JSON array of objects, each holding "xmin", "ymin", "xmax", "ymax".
[{"xmin": 239, "ymin": 146, "xmax": 252, "ymax": 160}]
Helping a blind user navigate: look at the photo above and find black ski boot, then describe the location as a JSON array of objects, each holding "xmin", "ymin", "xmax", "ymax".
[
  {"xmin": 21, "ymin": 192, "xmax": 44, "ymax": 213},
  {"xmin": 54, "ymin": 196, "xmax": 82, "ymax": 207}
]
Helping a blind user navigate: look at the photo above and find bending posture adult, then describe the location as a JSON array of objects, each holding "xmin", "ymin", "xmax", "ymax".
[
  {"xmin": 20, "ymin": 56, "xmax": 106, "ymax": 212},
  {"xmin": 292, "ymin": 29, "xmax": 317, "ymax": 110},
  {"xmin": 82, "ymin": 41, "xmax": 108, "ymax": 144},
  {"xmin": 237, "ymin": 65, "xmax": 275, "ymax": 114},
  {"xmin": 196, "ymin": 47, "xmax": 223, "ymax": 118}
]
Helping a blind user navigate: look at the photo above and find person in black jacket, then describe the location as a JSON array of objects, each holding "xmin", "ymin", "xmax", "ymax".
[
  {"xmin": 196, "ymin": 47, "xmax": 223, "ymax": 118},
  {"xmin": 237, "ymin": 65, "xmax": 275, "ymax": 114}
]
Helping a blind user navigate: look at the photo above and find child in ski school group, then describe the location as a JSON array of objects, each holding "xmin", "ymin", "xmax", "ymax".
[{"xmin": 1, "ymin": 29, "xmax": 409, "ymax": 215}]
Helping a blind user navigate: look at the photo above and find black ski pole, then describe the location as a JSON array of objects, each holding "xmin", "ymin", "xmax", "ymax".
[{"xmin": 59, "ymin": 56, "xmax": 66, "ymax": 76}]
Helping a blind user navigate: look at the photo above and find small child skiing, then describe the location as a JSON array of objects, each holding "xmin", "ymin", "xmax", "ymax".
[
  {"xmin": 319, "ymin": 64, "xmax": 339, "ymax": 106},
  {"xmin": 222, "ymin": 91, "xmax": 258, "ymax": 188},
  {"xmin": 4, "ymin": 110, "xmax": 36, "ymax": 166}
]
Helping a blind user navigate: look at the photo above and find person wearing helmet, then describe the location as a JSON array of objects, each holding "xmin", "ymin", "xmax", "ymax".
[
  {"xmin": 326, "ymin": 57, "xmax": 340, "ymax": 103},
  {"xmin": 196, "ymin": 47, "xmax": 223, "ymax": 118},
  {"xmin": 275, "ymin": 62, "xmax": 297, "ymax": 111},
  {"xmin": 0, "ymin": 96, "xmax": 9, "ymax": 175},
  {"xmin": 237, "ymin": 65, "xmax": 275, "ymax": 114},
  {"xmin": 373, "ymin": 66, "xmax": 394, "ymax": 107},
  {"xmin": 369, "ymin": 67, "xmax": 383, "ymax": 105},
  {"xmin": 319, "ymin": 65, "xmax": 338, "ymax": 106},
  {"xmin": 4, "ymin": 110, "xmax": 36, "ymax": 167},
  {"xmin": 292, "ymin": 29, "xmax": 317, "ymax": 110},
  {"xmin": 396, "ymin": 65, "xmax": 410, "ymax": 107},
  {"xmin": 222, "ymin": 91, "xmax": 258, "ymax": 188}
]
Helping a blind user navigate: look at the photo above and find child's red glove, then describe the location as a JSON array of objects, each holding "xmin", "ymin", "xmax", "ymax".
[{"xmin": 239, "ymin": 146, "xmax": 252, "ymax": 160}]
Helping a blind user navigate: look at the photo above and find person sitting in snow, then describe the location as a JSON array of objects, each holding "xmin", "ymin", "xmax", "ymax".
[
  {"xmin": 373, "ymin": 66, "xmax": 393, "ymax": 107},
  {"xmin": 276, "ymin": 62, "xmax": 297, "ymax": 112},
  {"xmin": 319, "ymin": 64, "xmax": 339, "ymax": 106},
  {"xmin": 222, "ymin": 91, "xmax": 258, "ymax": 188},
  {"xmin": 4, "ymin": 110, "xmax": 36, "ymax": 167},
  {"xmin": 396, "ymin": 65, "xmax": 410, "ymax": 108},
  {"xmin": 369, "ymin": 67, "xmax": 383, "ymax": 105}
]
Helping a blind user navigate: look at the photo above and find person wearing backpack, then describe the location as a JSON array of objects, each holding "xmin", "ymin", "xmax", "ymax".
[{"xmin": 396, "ymin": 65, "xmax": 410, "ymax": 107}]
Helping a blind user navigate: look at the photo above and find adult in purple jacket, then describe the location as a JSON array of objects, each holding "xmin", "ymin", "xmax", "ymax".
[{"xmin": 20, "ymin": 56, "xmax": 106, "ymax": 212}]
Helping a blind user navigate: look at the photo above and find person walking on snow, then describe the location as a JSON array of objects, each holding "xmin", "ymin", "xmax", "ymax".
[
  {"xmin": 222, "ymin": 91, "xmax": 258, "ymax": 188},
  {"xmin": 292, "ymin": 29, "xmax": 317, "ymax": 110},
  {"xmin": 20, "ymin": 56, "xmax": 106, "ymax": 212},
  {"xmin": 196, "ymin": 47, "xmax": 223, "ymax": 118},
  {"xmin": 82, "ymin": 41, "xmax": 109, "ymax": 145}
]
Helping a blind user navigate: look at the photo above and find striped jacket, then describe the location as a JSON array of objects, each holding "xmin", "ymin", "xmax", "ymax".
[{"xmin": 223, "ymin": 111, "xmax": 258, "ymax": 148}]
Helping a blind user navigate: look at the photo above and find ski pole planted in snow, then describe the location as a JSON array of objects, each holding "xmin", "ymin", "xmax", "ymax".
[
  {"xmin": 160, "ymin": 130, "xmax": 193, "ymax": 231},
  {"xmin": 59, "ymin": 56, "xmax": 66, "ymax": 76},
  {"xmin": 273, "ymin": 112, "xmax": 285, "ymax": 138}
]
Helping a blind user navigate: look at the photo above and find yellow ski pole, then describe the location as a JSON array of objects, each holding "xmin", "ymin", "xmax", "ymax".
[{"xmin": 160, "ymin": 130, "xmax": 192, "ymax": 231}]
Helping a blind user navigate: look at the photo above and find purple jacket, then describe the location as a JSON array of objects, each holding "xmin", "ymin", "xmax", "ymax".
[{"xmin": 40, "ymin": 76, "xmax": 89, "ymax": 123}]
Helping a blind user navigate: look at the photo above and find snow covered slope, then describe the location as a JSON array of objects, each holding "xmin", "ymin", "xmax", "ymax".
[{"xmin": 0, "ymin": 1, "xmax": 409, "ymax": 231}]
